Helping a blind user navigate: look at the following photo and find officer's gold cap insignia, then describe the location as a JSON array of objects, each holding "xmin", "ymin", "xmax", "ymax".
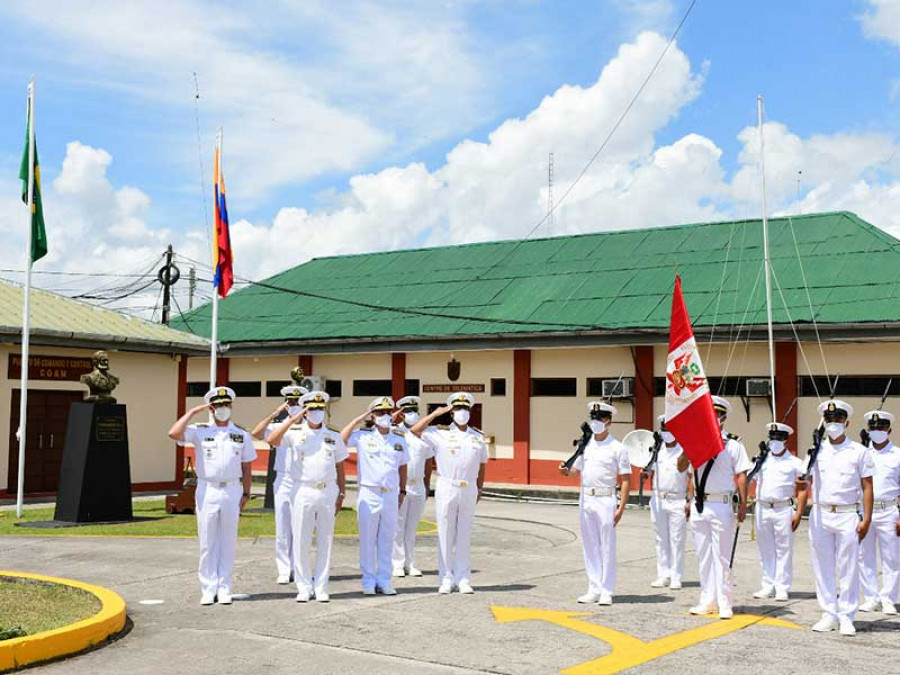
[
  {"xmin": 218, "ymin": 388, "xmax": 227, "ymax": 397},
  {"xmin": 827, "ymin": 402, "xmax": 836, "ymax": 412}
]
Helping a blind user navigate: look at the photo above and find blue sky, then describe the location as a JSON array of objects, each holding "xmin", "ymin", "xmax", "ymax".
[{"xmin": 0, "ymin": 0, "xmax": 898, "ymax": 307}]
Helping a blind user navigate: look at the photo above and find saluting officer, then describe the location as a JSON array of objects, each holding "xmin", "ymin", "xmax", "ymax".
[
  {"xmin": 559, "ymin": 401, "xmax": 631, "ymax": 605},
  {"xmin": 798, "ymin": 399, "xmax": 874, "ymax": 635},
  {"xmin": 857, "ymin": 410, "xmax": 899, "ymax": 615},
  {"xmin": 648, "ymin": 414, "xmax": 691, "ymax": 591},
  {"xmin": 678, "ymin": 395, "xmax": 751, "ymax": 620},
  {"xmin": 251, "ymin": 384, "xmax": 308, "ymax": 584},
  {"xmin": 268, "ymin": 391, "xmax": 348, "ymax": 603},
  {"xmin": 751, "ymin": 422, "xmax": 803, "ymax": 602},
  {"xmin": 168, "ymin": 387, "xmax": 256, "ymax": 605},
  {"xmin": 343, "ymin": 396, "xmax": 409, "ymax": 595},
  {"xmin": 411, "ymin": 392, "xmax": 488, "ymax": 595},
  {"xmin": 392, "ymin": 396, "xmax": 435, "ymax": 578}
]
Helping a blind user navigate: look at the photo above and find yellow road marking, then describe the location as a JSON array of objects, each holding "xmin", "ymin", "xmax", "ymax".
[{"xmin": 492, "ymin": 606, "xmax": 800, "ymax": 675}]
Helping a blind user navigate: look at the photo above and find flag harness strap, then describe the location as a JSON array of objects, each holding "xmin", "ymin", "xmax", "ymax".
[{"xmin": 693, "ymin": 456, "xmax": 716, "ymax": 514}]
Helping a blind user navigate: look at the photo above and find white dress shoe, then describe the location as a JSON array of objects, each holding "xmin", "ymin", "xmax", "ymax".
[
  {"xmin": 650, "ymin": 577, "xmax": 670, "ymax": 588},
  {"xmin": 296, "ymin": 590, "xmax": 310, "ymax": 603},
  {"xmin": 577, "ymin": 593, "xmax": 600, "ymax": 604},
  {"xmin": 719, "ymin": 606, "xmax": 734, "ymax": 619},
  {"xmin": 200, "ymin": 594, "xmax": 216, "ymax": 606},
  {"xmin": 438, "ymin": 582, "xmax": 453, "ymax": 595},
  {"xmin": 689, "ymin": 604, "xmax": 715, "ymax": 615},
  {"xmin": 839, "ymin": 619, "xmax": 856, "ymax": 636},
  {"xmin": 277, "ymin": 575, "xmax": 291, "ymax": 585},
  {"xmin": 315, "ymin": 592, "xmax": 330, "ymax": 603},
  {"xmin": 377, "ymin": 586, "xmax": 398, "ymax": 596},
  {"xmin": 217, "ymin": 593, "xmax": 233, "ymax": 605},
  {"xmin": 811, "ymin": 615, "xmax": 838, "ymax": 632},
  {"xmin": 882, "ymin": 601, "xmax": 897, "ymax": 615},
  {"xmin": 858, "ymin": 599, "xmax": 880, "ymax": 612},
  {"xmin": 458, "ymin": 581, "xmax": 475, "ymax": 594},
  {"xmin": 669, "ymin": 580, "xmax": 682, "ymax": 590},
  {"xmin": 774, "ymin": 589, "xmax": 789, "ymax": 602},
  {"xmin": 753, "ymin": 586, "xmax": 775, "ymax": 599},
  {"xmin": 392, "ymin": 567, "xmax": 406, "ymax": 578},
  {"xmin": 598, "ymin": 593, "xmax": 613, "ymax": 606},
  {"xmin": 407, "ymin": 567, "xmax": 423, "ymax": 577}
]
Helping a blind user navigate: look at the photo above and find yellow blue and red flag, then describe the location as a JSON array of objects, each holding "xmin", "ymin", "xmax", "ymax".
[{"xmin": 212, "ymin": 142, "xmax": 233, "ymax": 298}]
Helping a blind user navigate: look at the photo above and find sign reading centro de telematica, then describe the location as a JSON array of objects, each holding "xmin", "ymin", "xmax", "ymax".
[
  {"xmin": 8, "ymin": 354, "xmax": 93, "ymax": 381},
  {"xmin": 422, "ymin": 384, "xmax": 485, "ymax": 393}
]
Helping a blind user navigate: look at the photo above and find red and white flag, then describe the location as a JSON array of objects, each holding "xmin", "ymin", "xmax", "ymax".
[{"xmin": 664, "ymin": 275, "xmax": 723, "ymax": 468}]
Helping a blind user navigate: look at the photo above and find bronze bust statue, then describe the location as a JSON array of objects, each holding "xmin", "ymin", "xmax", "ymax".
[
  {"xmin": 81, "ymin": 350, "xmax": 120, "ymax": 403},
  {"xmin": 290, "ymin": 366, "xmax": 305, "ymax": 386}
]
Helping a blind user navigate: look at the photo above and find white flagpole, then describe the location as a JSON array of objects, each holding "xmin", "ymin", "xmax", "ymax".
[
  {"xmin": 209, "ymin": 129, "xmax": 222, "ymax": 390},
  {"xmin": 758, "ymin": 94, "xmax": 776, "ymax": 423},
  {"xmin": 17, "ymin": 79, "xmax": 36, "ymax": 518}
]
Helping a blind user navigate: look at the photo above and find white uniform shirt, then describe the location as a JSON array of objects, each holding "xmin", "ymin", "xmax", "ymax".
[
  {"xmin": 182, "ymin": 422, "xmax": 257, "ymax": 483},
  {"xmin": 695, "ymin": 433, "xmax": 753, "ymax": 494},
  {"xmin": 807, "ymin": 438, "xmax": 875, "ymax": 506},
  {"xmin": 869, "ymin": 441, "xmax": 900, "ymax": 502},
  {"xmin": 422, "ymin": 425, "xmax": 489, "ymax": 484},
  {"xmin": 349, "ymin": 428, "xmax": 410, "ymax": 491},
  {"xmin": 573, "ymin": 435, "xmax": 630, "ymax": 489},
  {"xmin": 399, "ymin": 425, "xmax": 435, "ymax": 493},
  {"xmin": 284, "ymin": 425, "xmax": 349, "ymax": 485},
  {"xmin": 264, "ymin": 415, "xmax": 296, "ymax": 473},
  {"xmin": 652, "ymin": 444, "xmax": 690, "ymax": 494},
  {"xmin": 756, "ymin": 451, "xmax": 803, "ymax": 502}
]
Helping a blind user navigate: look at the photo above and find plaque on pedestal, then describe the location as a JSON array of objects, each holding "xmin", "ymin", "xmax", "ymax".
[{"xmin": 54, "ymin": 402, "xmax": 133, "ymax": 523}]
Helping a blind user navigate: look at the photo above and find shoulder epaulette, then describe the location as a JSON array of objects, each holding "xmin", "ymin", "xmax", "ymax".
[
  {"xmin": 726, "ymin": 432, "xmax": 741, "ymax": 441},
  {"xmin": 195, "ymin": 423, "xmax": 210, "ymax": 428},
  {"xmin": 469, "ymin": 426, "xmax": 483, "ymax": 435},
  {"xmin": 393, "ymin": 427, "xmax": 406, "ymax": 435},
  {"xmin": 326, "ymin": 424, "xmax": 341, "ymax": 433},
  {"xmin": 437, "ymin": 424, "xmax": 451, "ymax": 431},
  {"xmin": 290, "ymin": 424, "xmax": 305, "ymax": 430},
  {"xmin": 234, "ymin": 423, "xmax": 248, "ymax": 431}
]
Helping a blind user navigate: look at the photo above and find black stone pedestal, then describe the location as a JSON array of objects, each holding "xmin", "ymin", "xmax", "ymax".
[
  {"xmin": 263, "ymin": 446, "xmax": 277, "ymax": 510},
  {"xmin": 54, "ymin": 402, "xmax": 133, "ymax": 523}
]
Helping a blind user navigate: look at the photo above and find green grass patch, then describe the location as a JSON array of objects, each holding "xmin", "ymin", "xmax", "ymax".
[
  {"xmin": 0, "ymin": 499, "xmax": 435, "ymax": 538},
  {"xmin": 0, "ymin": 577, "xmax": 101, "ymax": 638}
]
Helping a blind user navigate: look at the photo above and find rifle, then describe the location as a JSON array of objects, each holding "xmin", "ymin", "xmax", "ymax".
[
  {"xmin": 748, "ymin": 397, "xmax": 797, "ymax": 484},
  {"xmin": 801, "ymin": 375, "xmax": 840, "ymax": 482},
  {"xmin": 860, "ymin": 378, "xmax": 892, "ymax": 447},
  {"xmin": 564, "ymin": 371, "xmax": 626, "ymax": 471},
  {"xmin": 638, "ymin": 431, "xmax": 663, "ymax": 508}
]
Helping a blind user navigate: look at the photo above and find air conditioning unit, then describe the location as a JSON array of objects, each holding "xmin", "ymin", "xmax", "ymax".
[
  {"xmin": 745, "ymin": 378, "xmax": 772, "ymax": 398},
  {"xmin": 602, "ymin": 378, "xmax": 634, "ymax": 399},
  {"xmin": 301, "ymin": 375, "xmax": 327, "ymax": 392}
]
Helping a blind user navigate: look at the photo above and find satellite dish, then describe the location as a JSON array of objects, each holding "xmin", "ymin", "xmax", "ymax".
[{"xmin": 623, "ymin": 429, "xmax": 655, "ymax": 468}]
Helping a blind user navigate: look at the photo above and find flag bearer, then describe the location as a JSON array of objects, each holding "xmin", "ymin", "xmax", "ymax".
[
  {"xmin": 392, "ymin": 396, "xmax": 435, "ymax": 578},
  {"xmin": 267, "ymin": 391, "xmax": 347, "ymax": 603},
  {"xmin": 677, "ymin": 395, "xmax": 751, "ymax": 620},
  {"xmin": 648, "ymin": 415, "xmax": 691, "ymax": 591},
  {"xmin": 559, "ymin": 401, "xmax": 631, "ymax": 606},
  {"xmin": 251, "ymin": 384, "xmax": 308, "ymax": 584},
  {"xmin": 857, "ymin": 410, "xmax": 899, "ymax": 615},
  {"xmin": 751, "ymin": 422, "xmax": 803, "ymax": 602},
  {"xmin": 343, "ymin": 397, "xmax": 409, "ymax": 595},
  {"xmin": 168, "ymin": 387, "xmax": 256, "ymax": 605},
  {"xmin": 411, "ymin": 392, "xmax": 488, "ymax": 595},
  {"xmin": 798, "ymin": 399, "xmax": 874, "ymax": 635}
]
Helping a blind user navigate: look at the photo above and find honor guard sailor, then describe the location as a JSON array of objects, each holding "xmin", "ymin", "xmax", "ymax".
[
  {"xmin": 857, "ymin": 410, "xmax": 899, "ymax": 615},
  {"xmin": 559, "ymin": 401, "xmax": 631, "ymax": 605},
  {"xmin": 168, "ymin": 387, "xmax": 256, "ymax": 605},
  {"xmin": 797, "ymin": 399, "xmax": 874, "ymax": 635},
  {"xmin": 392, "ymin": 396, "xmax": 435, "ymax": 578},
  {"xmin": 267, "ymin": 391, "xmax": 348, "ymax": 603},
  {"xmin": 251, "ymin": 384, "xmax": 308, "ymax": 584},
  {"xmin": 343, "ymin": 397, "xmax": 410, "ymax": 595},
  {"xmin": 678, "ymin": 395, "xmax": 751, "ymax": 620},
  {"xmin": 411, "ymin": 392, "xmax": 488, "ymax": 594}
]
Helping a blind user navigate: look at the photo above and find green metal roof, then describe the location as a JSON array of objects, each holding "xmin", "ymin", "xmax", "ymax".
[
  {"xmin": 0, "ymin": 279, "xmax": 209, "ymax": 353},
  {"xmin": 172, "ymin": 212, "xmax": 900, "ymax": 347}
]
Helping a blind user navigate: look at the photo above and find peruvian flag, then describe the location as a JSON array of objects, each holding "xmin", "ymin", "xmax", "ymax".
[{"xmin": 665, "ymin": 275, "xmax": 724, "ymax": 468}]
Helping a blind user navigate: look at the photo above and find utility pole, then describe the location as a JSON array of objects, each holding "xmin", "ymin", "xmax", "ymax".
[
  {"xmin": 547, "ymin": 152, "xmax": 555, "ymax": 236},
  {"xmin": 189, "ymin": 266, "xmax": 197, "ymax": 310},
  {"xmin": 158, "ymin": 244, "xmax": 181, "ymax": 325}
]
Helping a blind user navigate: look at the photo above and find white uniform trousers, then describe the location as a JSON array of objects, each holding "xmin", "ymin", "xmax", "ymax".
[
  {"xmin": 755, "ymin": 503, "xmax": 795, "ymax": 593},
  {"xmin": 435, "ymin": 479, "xmax": 478, "ymax": 586},
  {"xmin": 195, "ymin": 481, "xmax": 242, "ymax": 598},
  {"xmin": 859, "ymin": 506, "xmax": 900, "ymax": 604},
  {"xmin": 292, "ymin": 483, "xmax": 338, "ymax": 596},
  {"xmin": 392, "ymin": 490, "xmax": 427, "ymax": 571},
  {"xmin": 358, "ymin": 485, "xmax": 399, "ymax": 589},
  {"xmin": 580, "ymin": 494, "xmax": 617, "ymax": 595},
  {"xmin": 273, "ymin": 472, "xmax": 294, "ymax": 578},
  {"xmin": 650, "ymin": 494, "xmax": 686, "ymax": 583},
  {"xmin": 809, "ymin": 508, "xmax": 861, "ymax": 622},
  {"xmin": 690, "ymin": 501, "xmax": 735, "ymax": 611}
]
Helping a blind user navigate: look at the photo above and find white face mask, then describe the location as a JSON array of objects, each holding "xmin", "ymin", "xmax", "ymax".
[
  {"xmin": 868, "ymin": 429, "xmax": 889, "ymax": 444},
  {"xmin": 403, "ymin": 411, "xmax": 419, "ymax": 425},
  {"xmin": 661, "ymin": 431, "xmax": 675, "ymax": 444},
  {"xmin": 453, "ymin": 409, "xmax": 470, "ymax": 426},
  {"xmin": 589, "ymin": 419, "xmax": 607, "ymax": 434},
  {"xmin": 374, "ymin": 413, "xmax": 392, "ymax": 429},
  {"xmin": 825, "ymin": 422, "xmax": 845, "ymax": 439},
  {"xmin": 213, "ymin": 406, "xmax": 232, "ymax": 422},
  {"xmin": 306, "ymin": 409, "xmax": 325, "ymax": 425},
  {"xmin": 287, "ymin": 405, "xmax": 302, "ymax": 417},
  {"xmin": 768, "ymin": 440, "xmax": 785, "ymax": 453}
]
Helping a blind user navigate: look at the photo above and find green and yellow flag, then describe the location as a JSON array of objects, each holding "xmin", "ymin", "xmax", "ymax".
[{"xmin": 19, "ymin": 91, "xmax": 47, "ymax": 263}]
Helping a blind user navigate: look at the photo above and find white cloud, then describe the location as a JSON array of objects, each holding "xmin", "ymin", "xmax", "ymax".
[{"xmin": 859, "ymin": 0, "xmax": 900, "ymax": 47}]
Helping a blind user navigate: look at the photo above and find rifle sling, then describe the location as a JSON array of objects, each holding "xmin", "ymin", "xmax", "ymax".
[{"xmin": 694, "ymin": 456, "xmax": 716, "ymax": 514}]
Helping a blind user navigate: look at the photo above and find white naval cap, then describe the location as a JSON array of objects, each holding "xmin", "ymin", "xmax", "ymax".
[
  {"xmin": 397, "ymin": 396, "xmax": 421, "ymax": 409},
  {"xmin": 711, "ymin": 396, "xmax": 731, "ymax": 415},
  {"xmin": 864, "ymin": 410, "xmax": 895, "ymax": 425},
  {"xmin": 447, "ymin": 392, "xmax": 475, "ymax": 408},
  {"xmin": 280, "ymin": 384, "xmax": 309, "ymax": 399},
  {"xmin": 587, "ymin": 400, "xmax": 617, "ymax": 417},
  {"xmin": 205, "ymin": 386, "xmax": 236, "ymax": 405},
  {"xmin": 301, "ymin": 391, "xmax": 330, "ymax": 409},
  {"xmin": 817, "ymin": 399, "xmax": 853, "ymax": 417},
  {"xmin": 368, "ymin": 396, "xmax": 395, "ymax": 413},
  {"xmin": 766, "ymin": 422, "xmax": 794, "ymax": 435}
]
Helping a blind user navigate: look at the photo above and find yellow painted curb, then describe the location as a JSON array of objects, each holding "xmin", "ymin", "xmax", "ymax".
[{"xmin": 0, "ymin": 571, "xmax": 126, "ymax": 672}]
